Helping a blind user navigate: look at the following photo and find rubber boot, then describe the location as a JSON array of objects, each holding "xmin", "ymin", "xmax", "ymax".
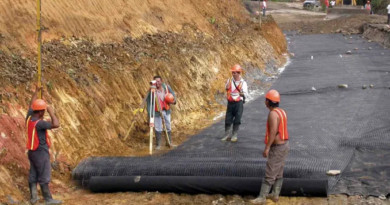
[
  {"xmin": 40, "ymin": 184, "xmax": 62, "ymax": 205},
  {"xmin": 267, "ymin": 178, "xmax": 283, "ymax": 202},
  {"xmin": 231, "ymin": 124, "xmax": 239, "ymax": 142},
  {"xmin": 155, "ymin": 132, "xmax": 162, "ymax": 150},
  {"xmin": 166, "ymin": 131, "xmax": 177, "ymax": 147},
  {"xmin": 29, "ymin": 182, "xmax": 40, "ymax": 204},
  {"xmin": 221, "ymin": 124, "xmax": 231, "ymax": 141},
  {"xmin": 250, "ymin": 182, "xmax": 271, "ymax": 204}
]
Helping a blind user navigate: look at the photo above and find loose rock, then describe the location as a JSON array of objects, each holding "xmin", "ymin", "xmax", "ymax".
[{"xmin": 338, "ymin": 84, "xmax": 348, "ymax": 89}]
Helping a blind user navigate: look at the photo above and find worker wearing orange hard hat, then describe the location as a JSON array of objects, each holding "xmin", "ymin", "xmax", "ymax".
[
  {"xmin": 26, "ymin": 86, "xmax": 62, "ymax": 204},
  {"xmin": 146, "ymin": 75, "xmax": 177, "ymax": 149},
  {"xmin": 251, "ymin": 89, "xmax": 289, "ymax": 204},
  {"xmin": 221, "ymin": 64, "xmax": 249, "ymax": 142}
]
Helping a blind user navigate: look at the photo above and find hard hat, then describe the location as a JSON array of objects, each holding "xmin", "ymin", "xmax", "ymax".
[
  {"xmin": 230, "ymin": 64, "xmax": 243, "ymax": 73},
  {"xmin": 32, "ymin": 99, "xmax": 47, "ymax": 111},
  {"xmin": 265, "ymin": 89, "xmax": 280, "ymax": 103},
  {"xmin": 165, "ymin": 93, "xmax": 175, "ymax": 103}
]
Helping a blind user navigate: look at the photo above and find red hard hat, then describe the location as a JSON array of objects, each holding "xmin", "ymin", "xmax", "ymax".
[
  {"xmin": 32, "ymin": 99, "xmax": 47, "ymax": 111},
  {"xmin": 230, "ymin": 64, "xmax": 243, "ymax": 72},
  {"xmin": 265, "ymin": 89, "xmax": 280, "ymax": 103},
  {"xmin": 164, "ymin": 93, "xmax": 175, "ymax": 103}
]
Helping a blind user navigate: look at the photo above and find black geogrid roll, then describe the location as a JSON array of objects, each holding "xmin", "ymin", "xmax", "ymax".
[{"xmin": 72, "ymin": 33, "xmax": 390, "ymax": 197}]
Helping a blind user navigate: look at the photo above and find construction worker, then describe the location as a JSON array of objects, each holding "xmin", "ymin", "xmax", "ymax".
[
  {"xmin": 146, "ymin": 75, "xmax": 176, "ymax": 150},
  {"xmin": 221, "ymin": 64, "xmax": 248, "ymax": 142},
  {"xmin": 26, "ymin": 86, "xmax": 62, "ymax": 205},
  {"xmin": 262, "ymin": 0, "xmax": 267, "ymax": 16},
  {"xmin": 365, "ymin": 1, "xmax": 372, "ymax": 14},
  {"xmin": 251, "ymin": 90, "xmax": 289, "ymax": 204}
]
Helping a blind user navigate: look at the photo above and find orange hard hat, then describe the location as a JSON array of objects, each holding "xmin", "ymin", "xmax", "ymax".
[
  {"xmin": 265, "ymin": 89, "xmax": 280, "ymax": 103},
  {"xmin": 32, "ymin": 99, "xmax": 47, "ymax": 111},
  {"xmin": 164, "ymin": 93, "xmax": 175, "ymax": 103},
  {"xmin": 230, "ymin": 64, "xmax": 243, "ymax": 72}
]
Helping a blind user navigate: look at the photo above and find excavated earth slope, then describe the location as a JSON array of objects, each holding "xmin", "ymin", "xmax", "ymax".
[{"xmin": 0, "ymin": 0, "xmax": 287, "ymax": 202}]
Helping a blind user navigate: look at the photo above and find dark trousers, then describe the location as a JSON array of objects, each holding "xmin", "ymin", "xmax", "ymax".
[
  {"xmin": 28, "ymin": 150, "xmax": 51, "ymax": 184},
  {"xmin": 225, "ymin": 101, "xmax": 244, "ymax": 126},
  {"xmin": 388, "ymin": 14, "xmax": 390, "ymax": 24}
]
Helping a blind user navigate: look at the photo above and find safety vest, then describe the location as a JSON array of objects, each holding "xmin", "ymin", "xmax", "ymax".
[
  {"xmin": 26, "ymin": 116, "xmax": 51, "ymax": 151},
  {"xmin": 227, "ymin": 78, "xmax": 243, "ymax": 102},
  {"xmin": 265, "ymin": 108, "xmax": 289, "ymax": 144},
  {"xmin": 155, "ymin": 84, "xmax": 171, "ymax": 112}
]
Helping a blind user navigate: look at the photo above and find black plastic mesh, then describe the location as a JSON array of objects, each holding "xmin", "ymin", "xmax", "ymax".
[{"xmin": 73, "ymin": 33, "xmax": 390, "ymax": 197}]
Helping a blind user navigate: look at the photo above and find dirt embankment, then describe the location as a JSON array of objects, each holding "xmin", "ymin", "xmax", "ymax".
[
  {"xmin": 0, "ymin": 0, "xmax": 287, "ymax": 203},
  {"xmin": 276, "ymin": 14, "xmax": 386, "ymax": 34},
  {"xmin": 363, "ymin": 24, "xmax": 390, "ymax": 47}
]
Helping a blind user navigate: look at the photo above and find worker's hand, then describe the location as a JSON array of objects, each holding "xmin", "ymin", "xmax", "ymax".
[
  {"xmin": 46, "ymin": 106, "xmax": 54, "ymax": 114},
  {"xmin": 263, "ymin": 148, "xmax": 269, "ymax": 158},
  {"xmin": 239, "ymin": 92, "xmax": 245, "ymax": 97},
  {"xmin": 35, "ymin": 86, "xmax": 43, "ymax": 93}
]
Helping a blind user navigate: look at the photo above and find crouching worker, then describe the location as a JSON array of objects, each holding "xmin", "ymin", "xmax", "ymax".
[
  {"xmin": 26, "ymin": 86, "xmax": 61, "ymax": 205},
  {"xmin": 147, "ymin": 75, "xmax": 177, "ymax": 150},
  {"xmin": 251, "ymin": 90, "xmax": 289, "ymax": 204}
]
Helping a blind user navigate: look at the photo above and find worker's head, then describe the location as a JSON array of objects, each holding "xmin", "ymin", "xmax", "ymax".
[
  {"xmin": 153, "ymin": 75, "xmax": 163, "ymax": 89},
  {"xmin": 265, "ymin": 89, "xmax": 280, "ymax": 109},
  {"xmin": 230, "ymin": 64, "xmax": 242, "ymax": 80},
  {"xmin": 32, "ymin": 99, "xmax": 47, "ymax": 118}
]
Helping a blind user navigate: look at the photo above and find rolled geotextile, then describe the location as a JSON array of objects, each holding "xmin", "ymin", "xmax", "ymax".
[{"xmin": 89, "ymin": 176, "xmax": 328, "ymax": 197}]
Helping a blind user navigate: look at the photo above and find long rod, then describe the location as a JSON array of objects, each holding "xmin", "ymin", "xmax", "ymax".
[
  {"xmin": 149, "ymin": 89, "xmax": 155, "ymax": 155},
  {"xmin": 36, "ymin": 0, "xmax": 42, "ymax": 98}
]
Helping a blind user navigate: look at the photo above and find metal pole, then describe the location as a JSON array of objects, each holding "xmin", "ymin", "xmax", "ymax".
[
  {"xmin": 36, "ymin": 0, "xmax": 42, "ymax": 99},
  {"xmin": 259, "ymin": 1, "xmax": 262, "ymax": 27},
  {"xmin": 149, "ymin": 87, "xmax": 156, "ymax": 155}
]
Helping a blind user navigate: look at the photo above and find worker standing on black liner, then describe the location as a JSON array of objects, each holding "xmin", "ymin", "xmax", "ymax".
[
  {"xmin": 221, "ymin": 64, "xmax": 248, "ymax": 142},
  {"xmin": 251, "ymin": 90, "xmax": 289, "ymax": 204}
]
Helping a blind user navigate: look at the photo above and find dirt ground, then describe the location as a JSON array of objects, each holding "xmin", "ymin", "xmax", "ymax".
[{"xmin": 1, "ymin": 1, "xmax": 390, "ymax": 205}]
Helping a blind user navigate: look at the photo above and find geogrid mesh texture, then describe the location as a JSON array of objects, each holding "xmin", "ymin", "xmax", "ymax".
[{"xmin": 73, "ymin": 33, "xmax": 390, "ymax": 197}]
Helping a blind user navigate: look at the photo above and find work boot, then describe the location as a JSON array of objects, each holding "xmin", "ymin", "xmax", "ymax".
[
  {"xmin": 231, "ymin": 124, "xmax": 240, "ymax": 142},
  {"xmin": 40, "ymin": 184, "xmax": 62, "ymax": 205},
  {"xmin": 250, "ymin": 182, "xmax": 271, "ymax": 204},
  {"xmin": 29, "ymin": 182, "xmax": 40, "ymax": 204},
  {"xmin": 221, "ymin": 124, "xmax": 231, "ymax": 141},
  {"xmin": 155, "ymin": 132, "xmax": 162, "ymax": 150},
  {"xmin": 166, "ymin": 131, "xmax": 177, "ymax": 147},
  {"xmin": 267, "ymin": 178, "xmax": 283, "ymax": 202}
]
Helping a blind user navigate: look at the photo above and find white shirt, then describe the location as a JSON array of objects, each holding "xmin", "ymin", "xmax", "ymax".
[
  {"xmin": 387, "ymin": 4, "xmax": 390, "ymax": 14},
  {"xmin": 263, "ymin": 1, "xmax": 267, "ymax": 8},
  {"xmin": 225, "ymin": 78, "xmax": 249, "ymax": 101},
  {"xmin": 331, "ymin": 1, "xmax": 335, "ymax": 6}
]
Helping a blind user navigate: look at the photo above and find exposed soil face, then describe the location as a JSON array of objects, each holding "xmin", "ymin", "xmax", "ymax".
[{"xmin": 363, "ymin": 23, "xmax": 390, "ymax": 47}]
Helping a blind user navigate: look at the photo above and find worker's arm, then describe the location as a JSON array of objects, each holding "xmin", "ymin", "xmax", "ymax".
[
  {"xmin": 47, "ymin": 106, "xmax": 60, "ymax": 129},
  {"xmin": 225, "ymin": 78, "xmax": 230, "ymax": 91},
  {"xmin": 29, "ymin": 86, "xmax": 43, "ymax": 108},
  {"xmin": 263, "ymin": 111, "xmax": 278, "ymax": 158},
  {"xmin": 240, "ymin": 81, "xmax": 249, "ymax": 98}
]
